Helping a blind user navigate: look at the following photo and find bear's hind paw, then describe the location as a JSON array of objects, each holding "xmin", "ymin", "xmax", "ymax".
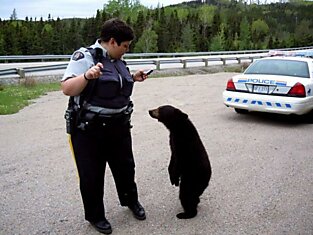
[{"xmin": 176, "ymin": 210, "xmax": 197, "ymax": 219}]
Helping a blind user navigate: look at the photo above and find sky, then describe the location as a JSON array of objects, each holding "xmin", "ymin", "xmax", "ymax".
[{"xmin": 1, "ymin": 0, "xmax": 188, "ymax": 20}]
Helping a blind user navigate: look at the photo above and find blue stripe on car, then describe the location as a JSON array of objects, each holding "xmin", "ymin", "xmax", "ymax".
[
  {"xmin": 226, "ymin": 98, "xmax": 292, "ymax": 109},
  {"xmin": 285, "ymin": 104, "xmax": 291, "ymax": 108},
  {"xmin": 276, "ymin": 82, "xmax": 287, "ymax": 86}
]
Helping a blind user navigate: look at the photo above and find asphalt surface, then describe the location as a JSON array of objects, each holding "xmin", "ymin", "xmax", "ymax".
[{"xmin": 0, "ymin": 72, "xmax": 312, "ymax": 235}]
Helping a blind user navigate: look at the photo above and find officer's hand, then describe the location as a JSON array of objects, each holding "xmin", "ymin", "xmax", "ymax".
[
  {"xmin": 84, "ymin": 63, "xmax": 103, "ymax": 80},
  {"xmin": 132, "ymin": 70, "xmax": 148, "ymax": 82}
]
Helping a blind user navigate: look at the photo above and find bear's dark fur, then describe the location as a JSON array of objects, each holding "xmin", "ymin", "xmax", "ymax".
[{"xmin": 149, "ymin": 105, "xmax": 212, "ymax": 219}]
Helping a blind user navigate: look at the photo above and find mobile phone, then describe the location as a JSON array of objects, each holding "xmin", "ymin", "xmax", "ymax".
[{"xmin": 145, "ymin": 69, "xmax": 154, "ymax": 75}]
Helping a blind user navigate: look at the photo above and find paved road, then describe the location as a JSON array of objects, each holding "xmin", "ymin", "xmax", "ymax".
[{"xmin": 0, "ymin": 73, "xmax": 312, "ymax": 235}]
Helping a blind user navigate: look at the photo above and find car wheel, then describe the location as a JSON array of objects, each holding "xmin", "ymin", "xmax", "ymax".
[{"xmin": 234, "ymin": 108, "xmax": 249, "ymax": 114}]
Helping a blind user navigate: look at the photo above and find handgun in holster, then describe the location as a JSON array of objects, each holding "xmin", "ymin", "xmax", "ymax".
[{"xmin": 64, "ymin": 109, "xmax": 77, "ymax": 134}]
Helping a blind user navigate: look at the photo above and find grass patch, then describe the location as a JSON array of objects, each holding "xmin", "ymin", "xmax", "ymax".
[
  {"xmin": 0, "ymin": 81, "xmax": 61, "ymax": 115},
  {"xmin": 224, "ymin": 66, "xmax": 244, "ymax": 73}
]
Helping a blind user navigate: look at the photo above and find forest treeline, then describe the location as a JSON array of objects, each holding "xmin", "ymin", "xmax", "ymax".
[{"xmin": 1, "ymin": 0, "xmax": 313, "ymax": 55}]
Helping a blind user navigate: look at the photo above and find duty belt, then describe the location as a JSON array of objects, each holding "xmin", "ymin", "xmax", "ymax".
[
  {"xmin": 83, "ymin": 103, "xmax": 129, "ymax": 116},
  {"xmin": 77, "ymin": 102, "xmax": 133, "ymax": 130}
]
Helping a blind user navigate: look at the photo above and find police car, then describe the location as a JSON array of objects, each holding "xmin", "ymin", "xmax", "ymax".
[{"xmin": 223, "ymin": 54, "xmax": 313, "ymax": 115}]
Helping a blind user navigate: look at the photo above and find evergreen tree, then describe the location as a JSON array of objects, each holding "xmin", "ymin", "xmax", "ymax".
[
  {"xmin": 238, "ymin": 17, "xmax": 251, "ymax": 50},
  {"xmin": 251, "ymin": 19, "xmax": 269, "ymax": 49},
  {"xmin": 211, "ymin": 8, "xmax": 221, "ymax": 37},
  {"xmin": 0, "ymin": 31, "xmax": 5, "ymax": 55},
  {"xmin": 41, "ymin": 23, "xmax": 54, "ymax": 54},
  {"xmin": 209, "ymin": 24, "xmax": 225, "ymax": 51},
  {"xmin": 95, "ymin": 10, "xmax": 102, "ymax": 34},
  {"xmin": 18, "ymin": 22, "xmax": 32, "ymax": 54},
  {"xmin": 10, "ymin": 9, "xmax": 18, "ymax": 20},
  {"xmin": 133, "ymin": 29, "xmax": 158, "ymax": 52},
  {"xmin": 155, "ymin": 7, "xmax": 170, "ymax": 52},
  {"xmin": 51, "ymin": 18, "xmax": 65, "ymax": 54},
  {"xmin": 180, "ymin": 23, "xmax": 196, "ymax": 52},
  {"xmin": 294, "ymin": 20, "xmax": 313, "ymax": 46},
  {"xmin": 134, "ymin": 11, "xmax": 146, "ymax": 45},
  {"xmin": 4, "ymin": 22, "xmax": 20, "ymax": 54},
  {"xmin": 167, "ymin": 10, "xmax": 182, "ymax": 52},
  {"xmin": 83, "ymin": 18, "xmax": 99, "ymax": 46}
]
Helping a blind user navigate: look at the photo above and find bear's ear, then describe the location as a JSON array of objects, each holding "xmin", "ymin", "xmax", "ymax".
[
  {"xmin": 181, "ymin": 112, "xmax": 188, "ymax": 119},
  {"xmin": 176, "ymin": 109, "xmax": 188, "ymax": 120}
]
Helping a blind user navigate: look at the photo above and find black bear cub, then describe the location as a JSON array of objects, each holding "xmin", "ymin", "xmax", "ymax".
[{"xmin": 149, "ymin": 105, "xmax": 212, "ymax": 219}]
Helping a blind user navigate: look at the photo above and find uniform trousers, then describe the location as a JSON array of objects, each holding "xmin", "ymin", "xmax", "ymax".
[{"xmin": 70, "ymin": 120, "xmax": 138, "ymax": 223}]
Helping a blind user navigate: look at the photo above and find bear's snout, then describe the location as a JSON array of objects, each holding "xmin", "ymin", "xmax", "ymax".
[{"xmin": 148, "ymin": 109, "xmax": 159, "ymax": 119}]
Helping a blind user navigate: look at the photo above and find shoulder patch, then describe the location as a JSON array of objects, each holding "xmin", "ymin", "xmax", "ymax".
[{"xmin": 72, "ymin": 51, "xmax": 85, "ymax": 61}]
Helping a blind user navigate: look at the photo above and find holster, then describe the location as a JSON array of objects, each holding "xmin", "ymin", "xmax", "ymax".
[{"xmin": 64, "ymin": 108, "xmax": 78, "ymax": 134}]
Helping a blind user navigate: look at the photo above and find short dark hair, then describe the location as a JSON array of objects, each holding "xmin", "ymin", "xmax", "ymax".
[{"xmin": 100, "ymin": 18, "xmax": 134, "ymax": 45}]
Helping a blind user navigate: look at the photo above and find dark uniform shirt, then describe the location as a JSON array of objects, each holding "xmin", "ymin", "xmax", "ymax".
[{"xmin": 62, "ymin": 40, "xmax": 132, "ymax": 114}]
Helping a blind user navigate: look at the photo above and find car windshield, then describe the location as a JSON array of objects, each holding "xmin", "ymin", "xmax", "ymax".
[{"xmin": 244, "ymin": 59, "xmax": 310, "ymax": 78}]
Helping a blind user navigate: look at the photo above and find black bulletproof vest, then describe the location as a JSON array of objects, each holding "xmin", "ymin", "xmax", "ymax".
[{"xmin": 86, "ymin": 55, "xmax": 134, "ymax": 109}]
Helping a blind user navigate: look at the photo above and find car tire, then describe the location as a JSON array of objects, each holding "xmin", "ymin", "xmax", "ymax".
[{"xmin": 234, "ymin": 108, "xmax": 249, "ymax": 114}]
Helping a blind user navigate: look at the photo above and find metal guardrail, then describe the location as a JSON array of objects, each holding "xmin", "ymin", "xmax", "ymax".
[
  {"xmin": 1, "ymin": 47, "xmax": 312, "ymax": 79},
  {"xmin": 1, "ymin": 46, "xmax": 312, "ymax": 62},
  {"xmin": 0, "ymin": 64, "xmax": 70, "ymax": 78},
  {"xmin": 0, "ymin": 56, "xmax": 263, "ymax": 79},
  {"xmin": 0, "ymin": 68, "xmax": 17, "ymax": 76},
  {"xmin": 22, "ymin": 64, "xmax": 69, "ymax": 72},
  {"xmin": 0, "ymin": 50, "xmax": 263, "ymax": 61}
]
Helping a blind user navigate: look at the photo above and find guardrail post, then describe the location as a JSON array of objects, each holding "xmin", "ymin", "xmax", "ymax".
[
  {"xmin": 221, "ymin": 58, "xmax": 226, "ymax": 65},
  {"xmin": 203, "ymin": 59, "xmax": 208, "ymax": 67},
  {"xmin": 154, "ymin": 60, "xmax": 160, "ymax": 70},
  {"xmin": 237, "ymin": 58, "xmax": 241, "ymax": 64},
  {"xmin": 16, "ymin": 68, "xmax": 25, "ymax": 79},
  {"xmin": 181, "ymin": 59, "xmax": 187, "ymax": 69}
]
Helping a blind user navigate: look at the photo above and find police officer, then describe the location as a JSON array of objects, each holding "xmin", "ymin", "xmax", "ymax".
[{"xmin": 61, "ymin": 18, "xmax": 149, "ymax": 234}]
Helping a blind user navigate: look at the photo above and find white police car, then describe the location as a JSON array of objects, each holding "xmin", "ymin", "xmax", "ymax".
[{"xmin": 223, "ymin": 55, "xmax": 313, "ymax": 115}]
